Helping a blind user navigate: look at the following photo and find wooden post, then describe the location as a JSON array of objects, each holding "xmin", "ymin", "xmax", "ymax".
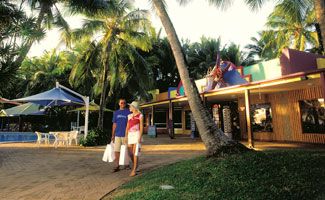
[
  {"xmin": 7, "ymin": 118, "xmax": 10, "ymax": 131},
  {"xmin": 320, "ymin": 72, "xmax": 325, "ymax": 100},
  {"xmin": 1, "ymin": 118, "xmax": 3, "ymax": 131},
  {"xmin": 18, "ymin": 116, "xmax": 22, "ymax": 132},
  {"xmin": 245, "ymin": 89, "xmax": 254, "ymax": 148},
  {"xmin": 168, "ymin": 100, "xmax": 175, "ymax": 139},
  {"xmin": 151, "ymin": 106, "xmax": 154, "ymax": 126}
]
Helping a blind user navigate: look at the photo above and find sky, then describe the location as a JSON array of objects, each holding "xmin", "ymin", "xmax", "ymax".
[{"xmin": 28, "ymin": 0, "xmax": 276, "ymax": 57}]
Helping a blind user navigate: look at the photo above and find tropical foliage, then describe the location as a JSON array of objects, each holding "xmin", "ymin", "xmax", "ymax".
[
  {"xmin": 67, "ymin": 0, "xmax": 154, "ymax": 129},
  {"xmin": 185, "ymin": 36, "xmax": 254, "ymax": 79},
  {"xmin": 0, "ymin": 0, "xmax": 44, "ymax": 96},
  {"xmin": 15, "ymin": 0, "xmax": 71, "ymax": 67},
  {"xmin": 19, "ymin": 50, "xmax": 74, "ymax": 96},
  {"xmin": 265, "ymin": 0, "xmax": 318, "ymax": 52},
  {"xmin": 245, "ymin": 31, "xmax": 279, "ymax": 62}
]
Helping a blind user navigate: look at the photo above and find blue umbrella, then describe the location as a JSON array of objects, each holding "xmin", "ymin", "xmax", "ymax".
[{"xmin": 12, "ymin": 88, "xmax": 84, "ymax": 106}]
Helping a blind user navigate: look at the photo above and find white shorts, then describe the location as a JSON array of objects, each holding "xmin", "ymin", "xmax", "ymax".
[{"xmin": 128, "ymin": 131, "xmax": 139, "ymax": 145}]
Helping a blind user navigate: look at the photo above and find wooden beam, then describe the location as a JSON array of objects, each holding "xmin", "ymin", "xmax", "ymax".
[{"xmin": 245, "ymin": 89, "xmax": 254, "ymax": 148}]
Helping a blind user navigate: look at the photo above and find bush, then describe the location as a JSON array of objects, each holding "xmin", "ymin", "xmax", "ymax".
[{"xmin": 79, "ymin": 128, "xmax": 110, "ymax": 146}]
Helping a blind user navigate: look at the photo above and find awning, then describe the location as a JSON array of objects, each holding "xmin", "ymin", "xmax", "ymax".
[
  {"xmin": 12, "ymin": 88, "xmax": 84, "ymax": 106},
  {"xmin": 0, "ymin": 103, "xmax": 45, "ymax": 117},
  {"xmin": 9, "ymin": 82, "xmax": 90, "ymax": 138}
]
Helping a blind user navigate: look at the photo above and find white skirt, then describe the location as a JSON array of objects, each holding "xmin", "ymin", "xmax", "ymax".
[{"xmin": 128, "ymin": 131, "xmax": 140, "ymax": 145}]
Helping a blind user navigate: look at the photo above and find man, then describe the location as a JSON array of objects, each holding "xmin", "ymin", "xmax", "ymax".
[{"xmin": 111, "ymin": 98, "xmax": 131, "ymax": 172}]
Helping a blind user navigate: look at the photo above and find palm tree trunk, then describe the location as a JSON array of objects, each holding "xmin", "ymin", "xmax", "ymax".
[
  {"xmin": 97, "ymin": 66, "xmax": 109, "ymax": 130},
  {"xmin": 152, "ymin": 0, "xmax": 248, "ymax": 156},
  {"xmin": 315, "ymin": 0, "xmax": 325, "ymax": 53},
  {"xmin": 14, "ymin": 3, "xmax": 46, "ymax": 67},
  {"xmin": 97, "ymin": 37, "xmax": 114, "ymax": 130}
]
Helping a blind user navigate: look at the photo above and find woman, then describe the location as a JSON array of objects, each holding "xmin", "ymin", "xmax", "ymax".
[{"xmin": 124, "ymin": 101, "xmax": 143, "ymax": 177}]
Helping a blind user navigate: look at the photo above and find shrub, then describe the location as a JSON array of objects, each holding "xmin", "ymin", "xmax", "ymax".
[{"xmin": 79, "ymin": 128, "xmax": 110, "ymax": 146}]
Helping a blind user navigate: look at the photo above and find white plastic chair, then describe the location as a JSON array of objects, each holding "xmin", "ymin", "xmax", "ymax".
[
  {"xmin": 79, "ymin": 126, "xmax": 85, "ymax": 134},
  {"xmin": 51, "ymin": 132, "xmax": 69, "ymax": 148},
  {"xmin": 68, "ymin": 131, "xmax": 79, "ymax": 145},
  {"xmin": 35, "ymin": 132, "xmax": 49, "ymax": 146},
  {"xmin": 71, "ymin": 122, "xmax": 77, "ymax": 130}
]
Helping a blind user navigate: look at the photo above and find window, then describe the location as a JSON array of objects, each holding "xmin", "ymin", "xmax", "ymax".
[
  {"xmin": 300, "ymin": 98, "xmax": 325, "ymax": 133},
  {"xmin": 185, "ymin": 111, "xmax": 191, "ymax": 130},
  {"xmin": 250, "ymin": 103, "xmax": 273, "ymax": 132},
  {"xmin": 173, "ymin": 110, "xmax": 182, "ymax": 128},
  {"xmin": 154, "ymin": 111, "xmax": 167, "ymax": 128}
]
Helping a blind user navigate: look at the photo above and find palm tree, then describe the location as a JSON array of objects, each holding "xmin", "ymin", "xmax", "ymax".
[
  {"xmin": 265, "ymin": 0, "xmax": 318, "ymax": 51},
  {"xmin": 314, "ymin": 0, "xmax": 325, "ymax": 52},
  {"xmin": 139, "ymin": 32, "xmax": 180, "ymax": 92},
  {"xmin": 18, "ymin": 50, "xmax": 73, "ymax": 96},
  {"xmin": 186, "ymin": 36, "xmax": 222, "ymax": 79},
  {"xmin": 0, "ymin": 0, "xmax": 43, "ymax": 96},
  {"xmin": 186, "ymin": 37, "xmax": 253, "ymax": 79},
  {"xmin": 151, "ymin": 0, "xmax": 248, "ymax": 156},
  {"xmin": 245, "ymin": 31, "xmax": 279, "ymax": 62},
  {"xmin": 14, "ymin": 0, "xmax": 71, "ymax": 67},
  {"xmin": 68, "ymin": 37, "xmax": 99, "ymax": 98},
  {"xmin": 210, "ymin": 0, "xmax": 325, "ymax": 53},
  {"xmin": 68, "ymin": 0, "xmax": 153, "ymax": 130}
]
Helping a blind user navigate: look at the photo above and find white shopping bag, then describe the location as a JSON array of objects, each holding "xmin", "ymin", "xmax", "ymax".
[
  {"xmin": 119, "ymin": 145, "xmax": 130, "ymax": 165},
  {"xmin": 108, "ymin": 142, "xmax": 115, "ymax": 162},
  {"xmin": 135, "ymin": 143, "xmax": 141, "ymax": 156},
  {"xmin": 102, "ymin": 143, "xmax": 115, "ymax": 162}
]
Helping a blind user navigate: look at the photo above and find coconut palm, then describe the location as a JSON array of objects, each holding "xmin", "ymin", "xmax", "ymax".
[
  {"xmin": 245, "ymin": 31, "xmax": 279, "ymax": 62},
  {"xmin": 139, "ymin": 31, "xmax": 180, "ymax": 92},
  {"xmin": 208, "ymin": 0, "xmax": 325, "ymax": 53},
  {"xmin": 68, "ymin": 37, "xmax": 99, "ymax": 98},
  {"xmin": 265, "ymin": 0, "xmax": 318, "ymax": 52},
  {"xmin": 186, "ymin": 37, "xmax": 253, "ymax": 79},
  {"xmin": 68, "ymin": 0, "xmax": 153, "ymax": 130},
  {"xmin": 151, "ymin": 0, "xmax": 248, "ymax": 156},
  {"xmin": 0, "ymin": 0, "xmax": 44, "ymax": 96},
  {"xmin": 314, "ymin": 0, "xmax": 325, "ymax": 52},
  {"xmin": 18, "ymin": 50, "xmax": 73, "ymax": 96},
  {"xmin": 186, "ymin": 36, "xmax": 222, "ymax": 79},
  {"xmin": 14, "ymin": 0, "xmax": 71, "ymax": 67}
]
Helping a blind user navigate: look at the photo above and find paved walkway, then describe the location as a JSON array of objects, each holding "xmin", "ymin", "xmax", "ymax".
[
  {"xmin": 1, "ymin": 135, "xmax": 324, "ymax": 200},
  {"xmin": 0, "ymin": 135, "xmax": 204, "ymax": 200}
]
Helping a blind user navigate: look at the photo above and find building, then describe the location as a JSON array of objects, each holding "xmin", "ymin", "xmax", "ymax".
[{"xmin": 140, "ymin": 49, "xmax": 325, "ymax": 146}]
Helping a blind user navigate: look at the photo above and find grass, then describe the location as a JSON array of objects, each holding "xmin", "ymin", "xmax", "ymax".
[{"xmin": 107, "ymin": 150, "xmax": 325, "ymax": 200}]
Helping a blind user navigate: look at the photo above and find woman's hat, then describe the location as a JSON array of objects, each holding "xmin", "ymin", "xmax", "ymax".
[{"xmin": 128, "ymin": 101, "xmax": 140, "ymax": 110}]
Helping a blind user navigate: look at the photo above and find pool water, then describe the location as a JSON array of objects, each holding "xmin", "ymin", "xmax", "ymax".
[{"xmin": 0, "ymin": 132, "xmax": 37, "ymax": 143}]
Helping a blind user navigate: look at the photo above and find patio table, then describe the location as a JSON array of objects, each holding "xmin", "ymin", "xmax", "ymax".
[{"xmin": 49, "ymin": 131, "xmax": 70, "ymax": 148}]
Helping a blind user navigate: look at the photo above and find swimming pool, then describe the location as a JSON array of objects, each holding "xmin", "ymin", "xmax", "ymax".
[{"xmin": 0, "ymin": 132, "xmax": 37, "ymax": 143}]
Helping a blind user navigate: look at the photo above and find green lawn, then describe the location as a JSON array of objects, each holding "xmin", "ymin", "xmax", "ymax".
[{"xmin": 108, "ymin": 150, "xmax": 325, "ymax": 200}]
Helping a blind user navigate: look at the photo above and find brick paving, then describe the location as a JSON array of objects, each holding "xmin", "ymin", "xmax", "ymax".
[{"xmin": 0, "ymin": 135, "xmax": 205, "ymax": 200}]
